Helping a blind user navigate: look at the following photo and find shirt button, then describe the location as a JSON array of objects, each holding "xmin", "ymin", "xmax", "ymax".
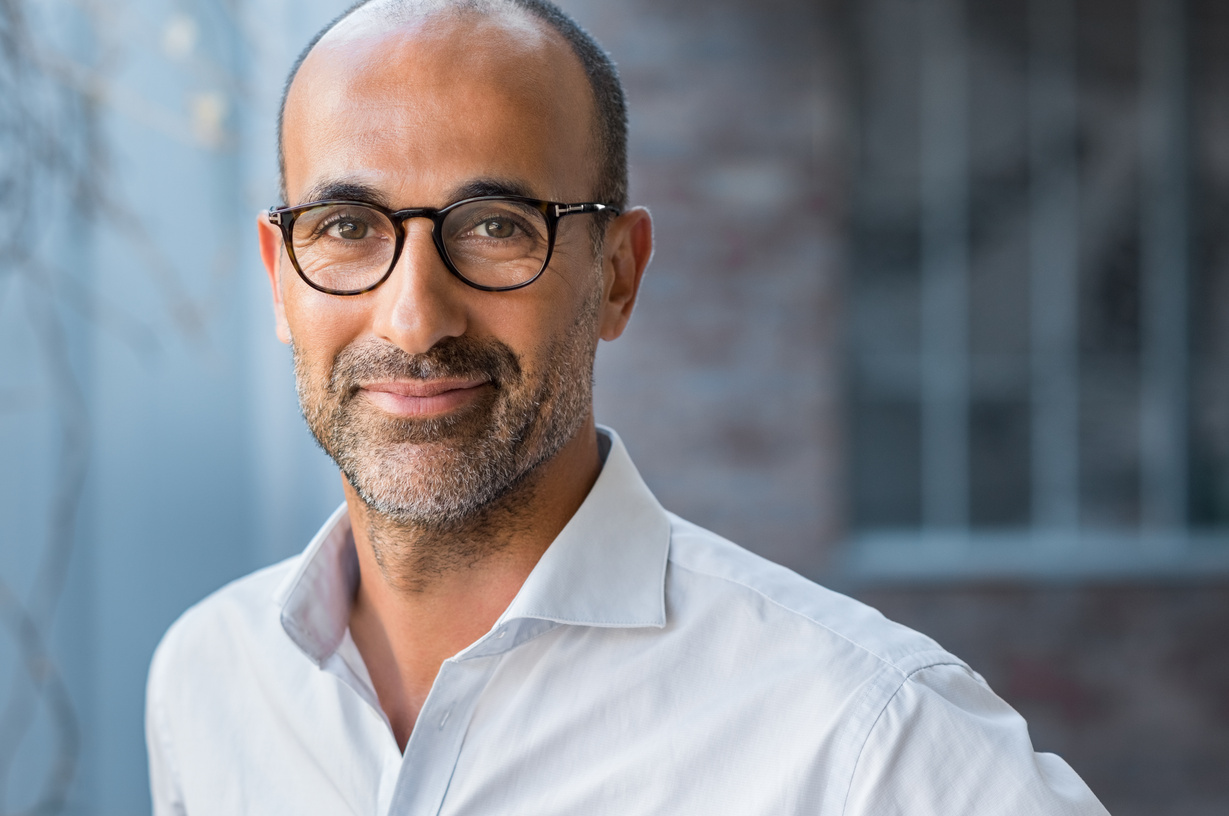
[{"xmin": 497, "ymin": 629, "xmax": 506, "ymax": 639}]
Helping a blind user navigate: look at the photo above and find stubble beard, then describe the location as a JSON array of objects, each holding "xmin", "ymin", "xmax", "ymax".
[{"xmin": 293, "ymin": 291, "xmax": 600, "ymax": 545}]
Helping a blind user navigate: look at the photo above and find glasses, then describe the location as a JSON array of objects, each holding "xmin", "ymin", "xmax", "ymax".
[{"xmin": 267, "ymin": 195, "xmax": 620, "ymax": 295}]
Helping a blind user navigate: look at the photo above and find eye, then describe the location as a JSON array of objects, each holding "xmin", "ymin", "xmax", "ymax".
[
  {"xmin": 472, "ymin": 217, "xmax": 517, "ymax": 239},
  {"xmin": 325, "ymin": 218, "xmax": 369, "ymax": 240},
  {"xmin": 442, "ymin": 199, "xmax": 546, "ymax": 253}
]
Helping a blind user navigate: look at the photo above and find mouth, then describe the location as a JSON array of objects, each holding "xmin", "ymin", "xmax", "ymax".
[{"xmin": 358, "ymin": 376, "xmax": 493, "ymax": 418}]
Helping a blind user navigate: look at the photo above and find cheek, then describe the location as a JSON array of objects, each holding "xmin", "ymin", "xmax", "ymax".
[
  {"xmin": 481, "ymin": 284, "xmax": 593, "ymax": 368},
  {"xmin": 282, "ymin": 282, "xmax": 371, "ymax": 359},
  {"xmin": 514, "ymin": 287, "xmax": 602, "ymax": 382},
  {"xmin": 506, "ymin": 243, "xmax": 602, "ymax": 330}
]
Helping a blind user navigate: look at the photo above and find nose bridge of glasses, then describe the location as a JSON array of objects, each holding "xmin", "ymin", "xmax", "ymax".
[
  {"xmin": 390, "ymin": 207, "xmax": 449, "ymax": 265},
  {"xmin": 390, "ymin": 207, "xmax": 440, "ymax": 228},
  {"xmin": 389, "ymin": 207, "xmax": 448, "ymax": 267}
]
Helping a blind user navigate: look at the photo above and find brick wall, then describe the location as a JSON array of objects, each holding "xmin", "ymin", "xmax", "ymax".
[
  {"xmin": 563, "ymin": 0, "xmax": 1229, "ymax": 812},
  {"xmin": 577, "ymin": 0, "xmax": 848, "ymax": 576}
]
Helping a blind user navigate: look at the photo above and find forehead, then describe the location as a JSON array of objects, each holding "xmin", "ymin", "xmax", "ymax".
[{"xmin": 282, "ymin": 8, "xmax": 597, "ymax": 205}]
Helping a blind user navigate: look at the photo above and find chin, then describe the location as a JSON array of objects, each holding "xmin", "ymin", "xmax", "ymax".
[{"xmin": 340, "ymin": 439, "xmax": 527, "ymax": 526}]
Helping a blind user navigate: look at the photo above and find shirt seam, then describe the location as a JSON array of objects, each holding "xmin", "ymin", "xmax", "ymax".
[
  {"xmin": 665, "ymin": 556, "xmax": 938, "ymax": 672},
  {"xmin": 500, "ymin": 614, "xmax": 663, "ymax": 628},
  {"xmin": 838, "ymin": 660, "xmax": 975, "ymax": 816},
  {"xmin": 462, "ymin": 618, "xmax": 563, "ymax": 660}
]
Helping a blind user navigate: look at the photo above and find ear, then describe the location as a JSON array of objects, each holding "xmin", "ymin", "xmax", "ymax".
[
  {"xmin": 598, "ymin": 206, "xmax": 653, "ymax": 341},
  {"xmin": 257, "ymin": 210, "xmax": 293, "ymax": 345}
]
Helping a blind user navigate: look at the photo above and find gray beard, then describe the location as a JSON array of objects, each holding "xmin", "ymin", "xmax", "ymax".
[{"xmin": 293, "ymin": 309, "xmax": 598, "ymax": 536}]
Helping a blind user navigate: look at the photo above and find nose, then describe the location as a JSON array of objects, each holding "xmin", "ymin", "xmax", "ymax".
[{"xmin": 370, "ymin": 218, "xmax": 469, "ymax": 356}]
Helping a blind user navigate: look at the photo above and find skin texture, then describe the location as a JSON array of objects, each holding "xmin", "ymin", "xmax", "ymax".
[{"xmin": 257, "ymin": 4, "xmax": 653, "ymax": 750}]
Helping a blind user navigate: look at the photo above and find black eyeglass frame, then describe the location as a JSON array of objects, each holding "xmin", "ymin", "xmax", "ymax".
[{"xmin": 267, "ymin": 195, "xmax": 621, "ymax": 295}]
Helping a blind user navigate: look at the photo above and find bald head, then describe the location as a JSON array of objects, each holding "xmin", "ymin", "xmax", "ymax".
[{"xmin": 277, "ymin": 0, "xmax": 628, "ymax": 209}]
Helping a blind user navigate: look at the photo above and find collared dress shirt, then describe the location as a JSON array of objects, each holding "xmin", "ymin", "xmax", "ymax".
[{"xmin": 146, "ymin": 428, "xmax": 1109, "ymax": 815}]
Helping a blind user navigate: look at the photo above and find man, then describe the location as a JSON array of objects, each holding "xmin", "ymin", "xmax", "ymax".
[{"xmin": 146, "ymin": 1, "xmax": 1109, "ymax": 813}]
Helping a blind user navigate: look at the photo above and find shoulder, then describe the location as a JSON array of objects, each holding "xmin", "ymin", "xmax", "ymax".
[
  {"xmin": 664, "ymin": 513, "xmax": 964, "ymax": 678},
  {"xmin": 663, "ymin": 518, "xmax": 1109, "ymax": 813},
  {"xmin": 148, "ymin": 556, "xmax": 300, "ymax": 694}
]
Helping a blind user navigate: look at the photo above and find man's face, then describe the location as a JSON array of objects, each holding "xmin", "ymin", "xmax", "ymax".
[{"xmin": 263, "ymin": 11, "xmax": 615, "ymax": 528}]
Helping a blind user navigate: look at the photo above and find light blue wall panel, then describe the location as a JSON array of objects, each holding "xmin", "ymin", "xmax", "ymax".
[{"xmin": 2, "ymin": 2, "xmax": 348, "ymax": 813}]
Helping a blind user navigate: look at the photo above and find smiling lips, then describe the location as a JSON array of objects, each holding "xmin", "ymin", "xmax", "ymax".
[{"xmin": 359, "ymin": 377, "xmax": 492, "ymax": 417}]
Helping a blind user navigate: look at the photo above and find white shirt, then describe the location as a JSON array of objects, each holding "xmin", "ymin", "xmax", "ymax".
[{"xmin": 146, "ymin": 428, "xmax": 1108, "ymax": 815}]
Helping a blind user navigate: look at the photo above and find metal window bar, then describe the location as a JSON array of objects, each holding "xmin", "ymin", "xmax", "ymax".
[
  {"xmin": 1138, "ymin": 0, "xmax": 1190, "ymax": 542},
  {"xmin": 1029, "ymin": 0, "xmax": 1080, "ymax": 536},
  {"xmin": 919, "ymin": 0, "xmax": 971, "ymax": 532}
]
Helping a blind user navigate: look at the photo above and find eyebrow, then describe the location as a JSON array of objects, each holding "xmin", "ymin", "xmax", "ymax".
[
  {"xmin": 298, "ymin": 180, "xmax": 390, "ymax": 208},
  {"xmin": 447, "ymin": 178, "xmax": 536, "ymax": 202},
  {"xmin": 297, "ymin": 177, "xmax": 540, "ymax": 210}
]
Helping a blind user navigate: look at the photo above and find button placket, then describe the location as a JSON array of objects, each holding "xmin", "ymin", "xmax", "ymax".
[{"xmin": 386, "ymin": 654, "xmax": 501, "ymax": 816}]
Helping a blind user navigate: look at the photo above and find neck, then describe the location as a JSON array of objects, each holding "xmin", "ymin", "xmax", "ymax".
[{"xmin": 345, "ymin": 417, "xmax": 603, "ymax": 749}]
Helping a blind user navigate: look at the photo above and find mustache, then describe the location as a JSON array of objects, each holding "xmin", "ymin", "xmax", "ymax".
[{"xmin": 328, "ymin": 336, "xmax": 522, "ymax": 395}]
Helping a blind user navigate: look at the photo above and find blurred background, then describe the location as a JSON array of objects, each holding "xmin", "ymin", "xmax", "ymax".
[{"xmin": 1, "ymin": 0, "xmax": 1226, "ymax": 813}]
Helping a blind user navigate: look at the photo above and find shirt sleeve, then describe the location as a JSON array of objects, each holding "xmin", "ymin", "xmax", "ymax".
[
  {"xmin": 844, "ymin": 662, "xmax": 1110, "ymax": 816},
  {"xmin": 146, "ymin": 639, "xmax": 188, "ymax": 816}
]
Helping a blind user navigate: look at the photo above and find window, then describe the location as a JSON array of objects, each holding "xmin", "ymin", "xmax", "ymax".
[{"xmin": 844, "ymin": 0, "xmax": 1229, "ymax": 579}]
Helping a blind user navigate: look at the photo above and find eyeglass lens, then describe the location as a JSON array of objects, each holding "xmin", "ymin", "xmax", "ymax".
[{"xmin": 289, "ymin": 199, "xmax": 551, "ymax": 292}]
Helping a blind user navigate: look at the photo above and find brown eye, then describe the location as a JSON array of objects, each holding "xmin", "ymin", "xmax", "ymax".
[
  {"xmin": 332, "ymin": 220, "xmax": 368, "ymax": 240},
  {"xmin": 475, "ymin": 218, "xmax": 515, "ymax": 239}
]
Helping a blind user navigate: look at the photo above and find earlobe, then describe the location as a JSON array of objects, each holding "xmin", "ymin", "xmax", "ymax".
[
  {"xmin": 599, "ymin": 207, "xmax": 653, "ymax": 341},
  {"xmin": 257, "ymin": 211, "xmax": 293, "ymax": 345}
]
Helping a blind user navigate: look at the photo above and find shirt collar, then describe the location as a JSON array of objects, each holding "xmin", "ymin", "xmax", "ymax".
[
  {"xmin": 498, "ymin": 427, "xmax": 670, "ymax": 629},
  {"xmin": 274, "ymin": 427, "xmax": 670, "ymax": 666},
  {"xmin": 274, "ymin": 501, "xmax": 360, "ymax": 666}
]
